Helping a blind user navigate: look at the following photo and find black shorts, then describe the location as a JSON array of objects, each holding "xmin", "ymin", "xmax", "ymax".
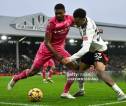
[{"xmin": 81, "ymin": 51, "xmax": 109, "ymax": 65}]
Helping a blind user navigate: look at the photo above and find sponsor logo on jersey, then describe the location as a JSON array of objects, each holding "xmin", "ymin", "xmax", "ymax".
[{"xmin": 53, "ymin": 27, "xmax": 69, "ymax": 34}]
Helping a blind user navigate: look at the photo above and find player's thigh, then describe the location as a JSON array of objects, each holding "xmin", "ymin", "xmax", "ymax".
[
  {"xmin": 42, "ymin": 66, "xmax": 47, "ymax": 72},
  {"xmin": 94, "ymin": 61, "xmax": 106, "ymax": 72},
  {"xmin": 79, "ymin": 62, "xmax": 90, "ymax": 72},
  {"xmin": 57, "ymin": 48, "xmax": 78, "ymax": 70},
  {"xmin": 66, "ymin": 61, "xmax": 79, "ymax": 70},
  {"xmin": 93, "ymin": 51, "xmax": 109, "ymax": 72},
  {"xmin": 80, "ymin": 52, "xmax": 94, "ymax": 72},
  {"xmin": 32, "ymin": 44, "xmax": 52, "ymax": 70},
  {"xmin": 49, "ymin": 59, "xmax": 55, "ymax": 66},
  {"xmin": 56, "ymin": 47, "xmax": 71, "ymax": 57}
]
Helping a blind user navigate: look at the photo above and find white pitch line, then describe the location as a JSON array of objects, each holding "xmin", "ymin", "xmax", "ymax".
[
  {"xmin": 88, "ymin": 100, "xmax": 126, "ymax": 106},
  {"xmin": 0, "ymin": 102, "xmax": 49, "ymax": 106}
]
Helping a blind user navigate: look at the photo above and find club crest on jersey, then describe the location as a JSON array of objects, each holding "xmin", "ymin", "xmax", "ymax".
[
  {"xmin": 94, "ymin": 53, "xmax": 102, "ymax": 60},
  {"xmin": 82, "ymin": 36, "xmax": 88, "ymax": 41}
]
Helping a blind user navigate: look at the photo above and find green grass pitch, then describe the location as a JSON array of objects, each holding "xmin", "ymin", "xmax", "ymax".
[{"xmin": 0, "ymin": 75, "xmax": 126, "ymax": 106}]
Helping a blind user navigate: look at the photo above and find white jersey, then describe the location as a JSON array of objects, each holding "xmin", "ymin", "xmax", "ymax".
[{"xmin": 69, "ymin": 17, "xmax": 107, "ymax": 62}]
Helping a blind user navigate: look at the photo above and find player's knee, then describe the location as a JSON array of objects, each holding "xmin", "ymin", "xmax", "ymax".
[
  {"xmin": 27, "ymin": 68, "xmax": 40, "ymax": 76},
  {"xmin": 25, "ymin": 69, "xmax": 32, "ymax": 76}
]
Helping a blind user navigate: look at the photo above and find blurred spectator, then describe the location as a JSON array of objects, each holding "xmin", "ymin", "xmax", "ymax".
[
  {"xmin": 0, "ymin": 54, "xmax": 31, "ymax": 74},
  {"xmin": 108, "ymin": 55, "xmax": 126, "ymax": 71},
  {"xmin": 0, "ymin": 40, "xmax": 126, "ymax": 74}
]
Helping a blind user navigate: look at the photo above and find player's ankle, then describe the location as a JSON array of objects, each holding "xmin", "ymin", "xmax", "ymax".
[
  {"xmin": 112, "ymin": 83, "xmax": 125, "ymax": 95},
  {"xmin": 118, "ymin": 92, "xmax": 125, "ymax": 96},
  {"xmin": 48, "ymin": 77, "xmax": 51, "ymax": 80},
  {"xmin": 63, "ymin": 91, "xmax": 69, "ymax": 94},
  {"xmin": 13, "ymin": 75, "xmax": 18, "ymax": 82}
]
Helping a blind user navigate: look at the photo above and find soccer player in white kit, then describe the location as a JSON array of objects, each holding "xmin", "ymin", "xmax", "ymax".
[{"xmin": 62, "ymin": 8, "xmax": 126, "ymax": 101}]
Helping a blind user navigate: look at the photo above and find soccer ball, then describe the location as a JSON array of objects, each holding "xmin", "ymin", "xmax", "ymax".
[{"xmin": 28, "ymin": 88, "xmax": 43, "ymax": 102}]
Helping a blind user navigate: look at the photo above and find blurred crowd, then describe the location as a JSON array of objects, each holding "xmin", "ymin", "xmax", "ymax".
[
  {"xmin": 108, "ymin": 55, "xmax": 126, "ymax": 71},
  {"xmin": 0, "ymin": 54, "xmax": 31, "ymax": 74},
  {"xmin": 0, "ymin": 54, "xmax": 126, "ymax": 74},
  {"xmin": 0, "ymin": 40, "xmax": 126, "ymax": 74}
]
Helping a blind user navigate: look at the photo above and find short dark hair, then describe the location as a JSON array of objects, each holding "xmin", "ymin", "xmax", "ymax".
[
  {"xmin": 73, "ymin": 8, "xmax": 86, "ymax": 18},
  {"xmin": 54, "ymin": 3, "xmax": 65, "ymax": 10}
]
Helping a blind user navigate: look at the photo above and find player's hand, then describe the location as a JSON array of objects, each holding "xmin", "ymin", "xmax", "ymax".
[{"xmin": 61, "ymin": 57, "xmax": 71, "ymax": 64}]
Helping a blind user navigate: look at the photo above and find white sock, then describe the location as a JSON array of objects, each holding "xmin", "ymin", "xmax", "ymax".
[
  {"xmin": 78, "ymin": 80, "xmax": 84, "ymax": 91},
  {"xmin": 112, "ymin": 83, "xmax": 125, "ymax": 96}
]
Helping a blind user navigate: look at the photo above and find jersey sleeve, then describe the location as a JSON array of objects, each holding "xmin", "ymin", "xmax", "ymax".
[
  {"xmin": 91, "ymin": 19, "xmax": 97, "ymax": 30},
  {"xmin": 68, "ymin": 16, "xmax": 74, "ymax": 26},
  {"xmin": 63, "ymin": 15, "xmax": 74, "ymax": 27},
  {"xmin": 45, "ymin": 20, "xmax": 54, "ymax": 37}
]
